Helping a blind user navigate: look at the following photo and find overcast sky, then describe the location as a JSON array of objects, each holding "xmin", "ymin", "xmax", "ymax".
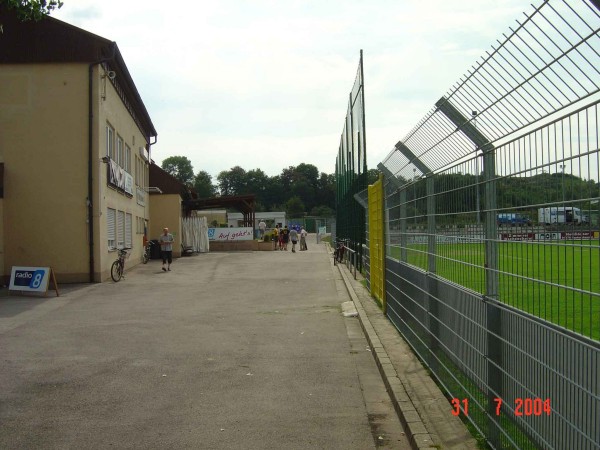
[{"xmin": 54, "ymin": 0, "xmax": 529, "ymax": 180}]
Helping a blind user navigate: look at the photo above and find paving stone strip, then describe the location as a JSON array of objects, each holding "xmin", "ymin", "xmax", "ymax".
[{"xmin": 333, "ymin": 255, "xmax": 479, "ymax": 450}]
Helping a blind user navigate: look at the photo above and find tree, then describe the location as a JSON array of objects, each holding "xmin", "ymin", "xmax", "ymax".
[
  {"xmin": 263, "ymin": 175, "xmax": 284, "ymax": 210},
  {"xmin": 2, "ymin": 0, "xmax": 64, "ymax": 21},
  {"xmin": 217, "ymin": 166, "xmax": 247, "ymax": 196},
  {"xmin": 310, "ymin": 205, "xmax": 335, "ymax": 217},
  {"xmin": 291, "ymin": 179, "xmax": 315, "ymax": 212},
  {"xmin": 246, "ymin": 168, "xmax": 269, "ymax": 201},
  {"xmin": 295, "ymin": 163, "xmax": 319, "ymax": 184},
  {"xmin": 285, "ymin": 196, "xmax": 305, "ymax": 218},
  {"xmin": 194, "ymin": 170, "xmax": 217, "ymax": 198},
  {"xmin": 367, "ymin": 168, "xmax": 380, "ymax": 185},
  {"xmin": 317, "ymin": 173, "xmax": 336, "ymax": 210},
  {"xmin": 161, "ymin": 156, "xmax": 194, "ymax": 186}
]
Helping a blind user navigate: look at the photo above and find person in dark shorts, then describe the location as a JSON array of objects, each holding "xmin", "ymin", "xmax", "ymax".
[
  {"xmin": 289, "ymin": 227, "xmax": 298, "ymax": 253},
  {"xmin": 281, "ymin": 225, "xmax": 290, "ymax": 251},
  {"xmin": 159, "ymin": 227, "xmax": 174, "ymax": 271}
]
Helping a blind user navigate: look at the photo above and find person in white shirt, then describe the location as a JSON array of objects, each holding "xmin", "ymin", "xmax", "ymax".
[
  {"xmin": 289, "ymin": 228, "xmax": 299, "ymax": 253},
  {"xmin": 300, "ymin": 227, "xmax": 308, "ymax": 251},
  {"xmin": 258, "ymin": 220, "xmax": 267, "ymax": 239},
  {"xmin": 159, "ymin": 227, "xmax": 174, "ymax": 271}
]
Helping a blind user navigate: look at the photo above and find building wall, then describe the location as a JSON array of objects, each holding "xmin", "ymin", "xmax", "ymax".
[
  {"xmin": 0, "ymin": 200, "xmax": 4, "ymax": 281},
  {"xmin": 0, "ymin": 63, "xmax": 151, "ymax": 283},
  {"xmin": 93, "ymin": 65, "xmax": 150, "ymax": 281},
  {"xmin": 0, "ymin": 63, "xmax": 89, "ymax": 282},
  {"xmin": 148, "ymin": 194, "xmax": 182, "ymax": 258}
]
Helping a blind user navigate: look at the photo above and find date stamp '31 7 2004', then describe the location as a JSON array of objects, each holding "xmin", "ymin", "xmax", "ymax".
[{"xmin": 451, "ymin": 398, "xmax": 552, "ymax": 417}]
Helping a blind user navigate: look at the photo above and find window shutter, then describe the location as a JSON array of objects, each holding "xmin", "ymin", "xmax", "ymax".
[
  {"xmin": 117, "ymin": 210, "xmax": 125, "ymax": 249},
  {"xmin": 125, "ymin": 213, "xmax": 132, "ymax": 248},
  {"xmin": 107, "ymin": 208, "xmax": 116, "ymax": 249}
]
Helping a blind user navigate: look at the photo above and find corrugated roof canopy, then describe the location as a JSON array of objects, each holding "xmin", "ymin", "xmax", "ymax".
[{"xmin": 185, "ymin": 195, "xmax": 256, "ymax": 228}]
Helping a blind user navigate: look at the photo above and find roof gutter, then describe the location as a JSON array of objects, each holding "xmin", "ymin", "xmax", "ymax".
[{"xmin": 88, "ymin": 42, "xmax": 117, "ymax": 282}]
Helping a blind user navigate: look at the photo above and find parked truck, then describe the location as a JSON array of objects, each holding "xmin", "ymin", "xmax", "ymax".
[
  {"xmin": 497, "ymin": 213, "xmax": 532, "ymax": 227},
  {"xmin": 538, "ymin": 207, "xmax": 583, "ymax": 225}
]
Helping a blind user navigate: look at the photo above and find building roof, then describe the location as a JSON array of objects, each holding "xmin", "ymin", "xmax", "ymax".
[
  {"xmin": 0, "ymin": 7, "xmax": 157, "ymax": 142},
  {"xmin": 149, "ymin": 163, "xmax": 196, "ymax": 198}
]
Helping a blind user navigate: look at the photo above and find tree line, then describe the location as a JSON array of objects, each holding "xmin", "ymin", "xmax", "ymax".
[
  {"xmin": 409, "ymin": 171, "xmax": 599, "ymax": 224},
  {"xmin": 162, "ymin": 154, "xmax": 599, "ymax": 224},
  {"xmin": 160, "ymin": 156, "xmax": 339, "ymax": 218}
]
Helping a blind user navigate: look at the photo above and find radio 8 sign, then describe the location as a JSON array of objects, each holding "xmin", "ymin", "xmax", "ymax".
[{"xmin": 9, "ymin": 267, "xmax": 51, "ymax": 293}]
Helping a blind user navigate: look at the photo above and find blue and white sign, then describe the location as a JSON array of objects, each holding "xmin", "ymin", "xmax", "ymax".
[
  {"xmin": 9, "ymin": 266, "xmax": 51, "ymax": 293},
  {"xmin": 207, "ymin": 227, "xmax": 253, "ymax": 241}
]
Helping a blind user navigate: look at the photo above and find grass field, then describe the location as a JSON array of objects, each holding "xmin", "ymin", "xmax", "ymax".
[{"xmin": 390, "ymin": 240, "xmax": 600, "ymax": 340}]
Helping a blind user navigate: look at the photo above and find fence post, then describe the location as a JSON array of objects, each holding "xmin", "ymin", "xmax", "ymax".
[
  {"xmin": 436, "ymin": 97, "xmax": 502, "ymax": 443},
  {"xmin": 482, "ymin": 142, "xmax": 501, "ymax": 445},
  {"xmin": 426, "ymin": 174, "xmax": 439, "ymax": 351}
]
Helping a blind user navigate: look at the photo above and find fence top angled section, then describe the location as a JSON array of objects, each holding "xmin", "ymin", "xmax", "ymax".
[{"xmin": 382, "ymin": 0, "xmax": 600, "ymax": 180}]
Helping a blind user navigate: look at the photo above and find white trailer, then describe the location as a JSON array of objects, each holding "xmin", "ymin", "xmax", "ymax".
[{"xmin": 538, "ymin": 207, "xmax": 583, "ymax": 225}]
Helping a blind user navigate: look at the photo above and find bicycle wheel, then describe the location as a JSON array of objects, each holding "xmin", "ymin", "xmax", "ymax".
[
  {"xmin": 111, "ymin": 260, "xmax": 123, "ymax": 282},
  {"xmin": 142, "ymin": 250, "xmax": 149, "ymax": 264}
]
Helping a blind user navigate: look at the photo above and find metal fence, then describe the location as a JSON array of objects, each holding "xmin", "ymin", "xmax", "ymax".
[
  {"xmin": 367, "ymin": 1, "xmax": 600, "ymax": 448},
  {"xmin": 336, "ymin": 50, "xmax": 367, "ymax": 270}
]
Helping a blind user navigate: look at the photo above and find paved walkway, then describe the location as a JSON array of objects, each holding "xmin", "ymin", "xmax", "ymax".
[{"xmin": 0, "ymin": 235, "xmax": 476, "ymax": 449}]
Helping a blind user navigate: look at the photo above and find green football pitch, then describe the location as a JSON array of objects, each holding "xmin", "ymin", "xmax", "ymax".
[{"xmin": 391, "ymin": 240, "xmax": 600, "ymax": 340}]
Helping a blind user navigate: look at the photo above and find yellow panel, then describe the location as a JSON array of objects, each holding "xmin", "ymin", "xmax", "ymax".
[{"xmin": 368, "ymin": 173, "xmax": 385, "ymax": 312}]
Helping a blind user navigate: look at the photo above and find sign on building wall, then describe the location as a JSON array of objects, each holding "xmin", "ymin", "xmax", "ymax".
[
  {"xmin": 208, "ymin": 227, "xmax": 253, "ymax": 241},
  {"xmin": 8, "ymin": 266, "xmax": 60, "ymax": 296},
  {"xmin": 136, "ymin": 187, "xmax": 146, "ymax": 206}
]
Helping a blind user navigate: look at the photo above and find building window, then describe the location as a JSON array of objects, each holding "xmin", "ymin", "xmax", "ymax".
[
  {"xmin": 117, "ymin": 210, "xmax": 125, "ymax": 249},
  {"xmin": 107, "ymin": 124, "xmax": 115, "ymax": 160},
  {"xmin": 116, "ymin": 135, "xmax": 124, "ymax": 168},
  {"xmin": 137, "ymin": 216, "xmax": 145, "ymax": 234},
  {"xmin": 125, "ymin": 145, "xmax": 131, "ymax": 172},
  {"xmin": 125, "ymin": 213, "xmax": 132, "ymax": 248},
  {"xmin": 107, "ymin": 208, "xmax": 116, "ymax": 249},
  {"xmin": 135, "ymin": 157, "xmax": 139, "ymax": 185}
]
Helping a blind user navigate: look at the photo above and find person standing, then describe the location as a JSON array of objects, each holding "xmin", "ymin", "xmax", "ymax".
[
  {"xmin": 300, "ymin": 227, "xmax": 308, "ymax": 251},
  {"xmin": 281, "ymin": 225, "xmax": 290, "ymax": 251},
  {"xmin": 289, "ymin": 227, "xmax": 298, "ymax": 253},
  {"xmin": 272, "ymin": 225, "xmax": 280, "ymax": 250},
  {"xmin": 159, "ymin": 227, "xmax": 174, "ymax": 271},
  {"xmin": 258, "ymin": 220, "xmax": 267, "ymax": 239}
]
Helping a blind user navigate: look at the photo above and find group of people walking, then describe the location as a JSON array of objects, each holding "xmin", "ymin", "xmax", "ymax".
[{"xmin": 270, "ymin": 224, "xmax": 308, "ymax": 253}]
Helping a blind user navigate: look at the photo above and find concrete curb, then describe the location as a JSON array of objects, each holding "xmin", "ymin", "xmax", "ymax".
[
  {"xmin": 329, "ymin": 247, "xmax": 480, "ymax": 450},
  {"xmin": 333, "ymin": 259, "xmax": 436, "ymax": 450}
]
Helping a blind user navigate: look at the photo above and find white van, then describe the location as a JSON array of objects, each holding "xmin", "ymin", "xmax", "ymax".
[{"xmin": 538, "ymin": 207, "xmax": 583, "ymax": 225}]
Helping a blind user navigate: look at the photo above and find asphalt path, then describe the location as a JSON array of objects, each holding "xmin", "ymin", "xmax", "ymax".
[{"xmin": 0, "ymin": 237, "xmax": 410, "ymax": 449}]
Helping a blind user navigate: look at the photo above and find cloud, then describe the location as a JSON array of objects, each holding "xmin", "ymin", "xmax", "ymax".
[{"xmin": 52, "ymin": 0, "xmax": 534, "ymax": 178}]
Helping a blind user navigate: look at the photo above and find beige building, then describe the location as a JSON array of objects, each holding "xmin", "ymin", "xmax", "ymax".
[
  {"xmin": 197, "ymin": 210, "xmax": 227, "ymax": 227},
  {"xmin": 0, "ymin": 9, "xmax": 157, "ymax": 283},
  {"xmin": 148, "ymin": 163, "xmax": 201, "ymax": 259}
]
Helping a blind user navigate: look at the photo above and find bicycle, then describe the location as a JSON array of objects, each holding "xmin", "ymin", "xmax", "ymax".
[
  {"xmin": 111, "ymin": 248, "xmax": 130, "ymax": 282},
  {"xmin": 142, "ymin": 241, "xmax": 154, "ymax": 264}
]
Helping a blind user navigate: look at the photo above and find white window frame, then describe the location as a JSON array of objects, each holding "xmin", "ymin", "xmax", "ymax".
[
  {"xmin": 125, "ymin": 144, "xmax": 131, "ymax": 172},
  {"xmin": 116, "ymin": 135, "xmax": 124, "ymax": 168},
  {"xmin": 107, "ymin": 124, "xmax": 115, "ymax": 160},
  {"xmin": 136, "ymin": 156, "xmax": 142, "ymax": 186}
]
